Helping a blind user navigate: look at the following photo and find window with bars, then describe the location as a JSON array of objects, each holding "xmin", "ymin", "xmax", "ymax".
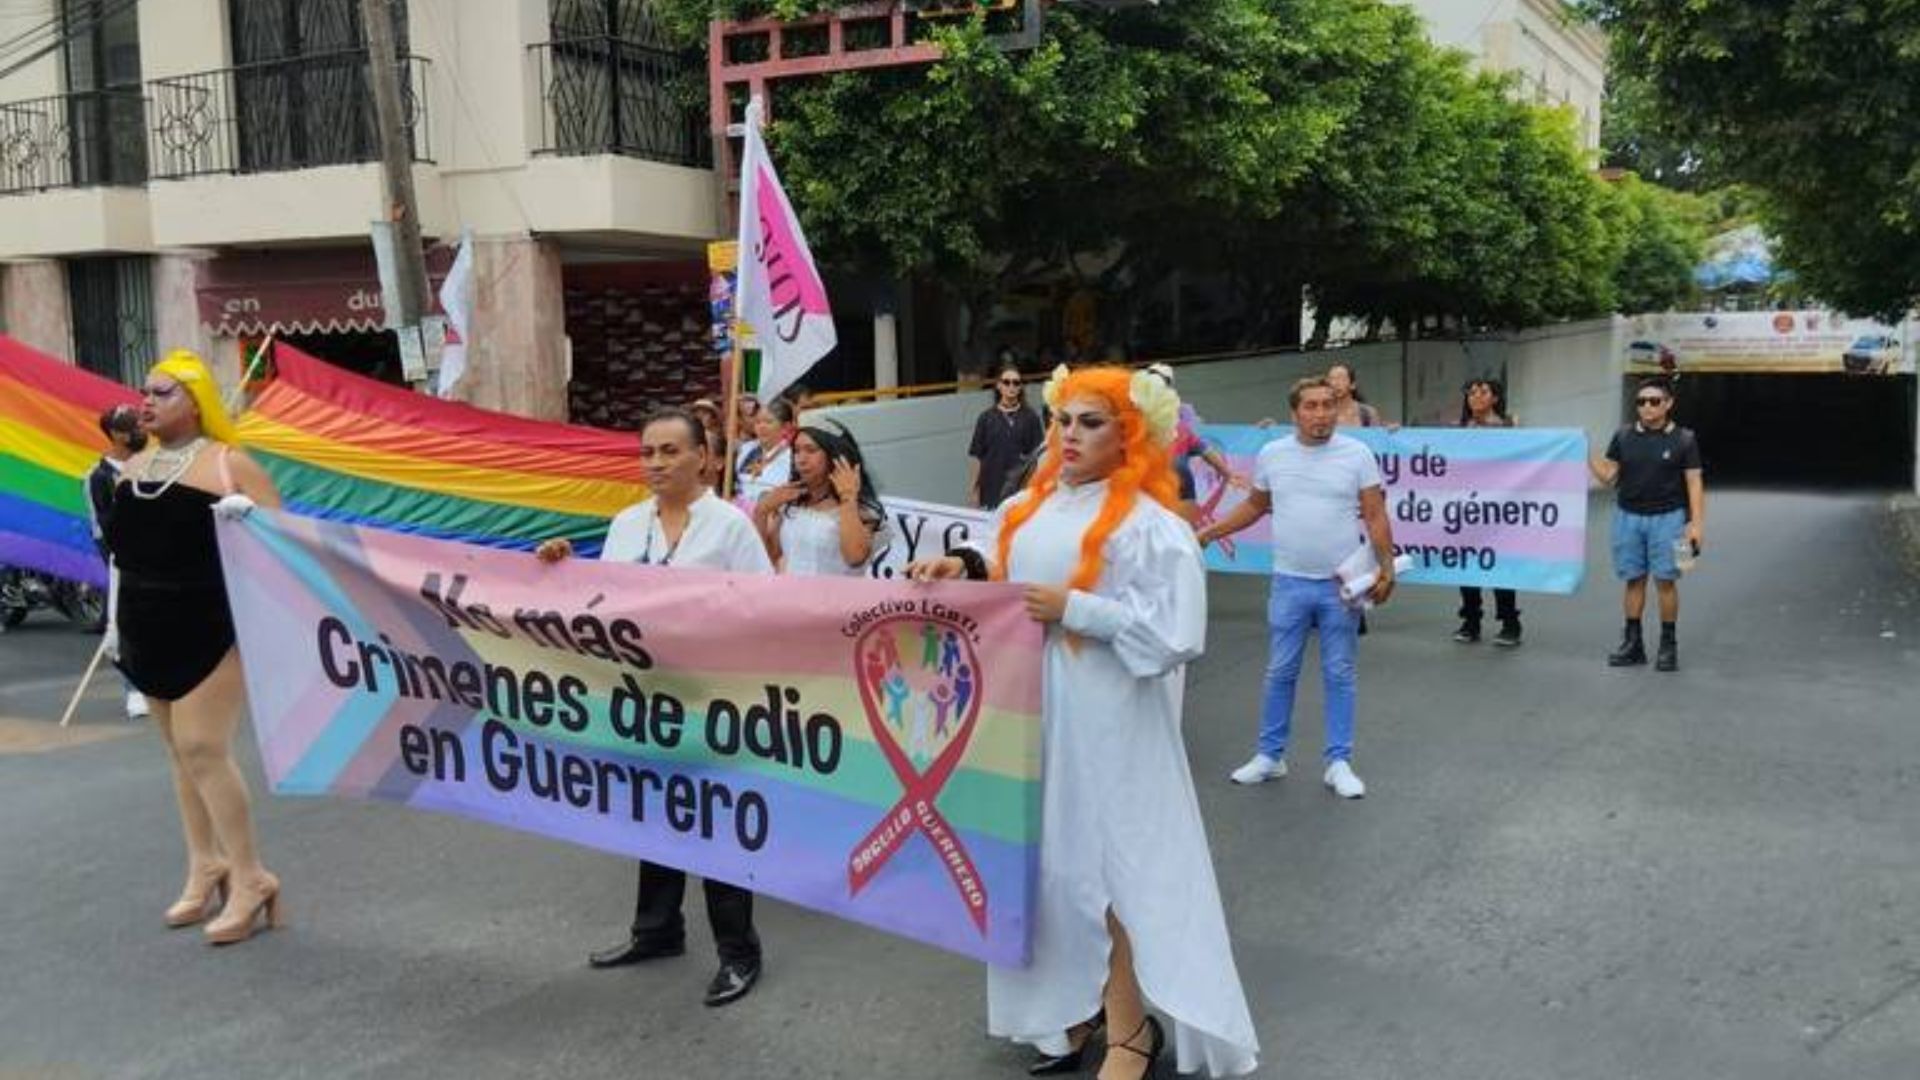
[
  {"xmin": 228, "ymin": 0, "xmax": 409, "ymax": 173},
  {"xmin": 67, "ymin": 256, "xmax": 155, "ymax": 386},
  {"xmin": 532, "ymin": 0, "xmax": 707, "ymax": 166}
]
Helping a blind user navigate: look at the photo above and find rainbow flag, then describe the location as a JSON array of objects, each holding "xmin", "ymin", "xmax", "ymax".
[
  {"xmin": 237, "ymin": 345, "xmax": 646, "ymax": 557},
  {"xmin": 217, "ymin": 509, "xmax": 1043, "ymax": 964},
  {"xmin": 0, "ymin": 336, "xmax": 137, "ymax": 588}
]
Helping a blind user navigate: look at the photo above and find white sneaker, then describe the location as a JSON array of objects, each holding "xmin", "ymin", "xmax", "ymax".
[
  {"xmin": 1324, "ymin": 760, "xmax": 1366, "ymax": 799},
  {"xmin": 1230, "ymin": 753, "xmax": 1287, "ymax": 785},
  {"xmin": 125, "ymin": 691, "xmax": 150, "ymax": 720}
]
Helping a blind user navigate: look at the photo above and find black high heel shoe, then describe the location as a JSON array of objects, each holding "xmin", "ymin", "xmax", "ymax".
[
  {"xmin": 1103, "ymin": 1015, "xmax": 1164, "ymax": 1079},
  {"xmin": 1027, "ymin": 1008, "xmax": 1107, "ymax": 1075}
]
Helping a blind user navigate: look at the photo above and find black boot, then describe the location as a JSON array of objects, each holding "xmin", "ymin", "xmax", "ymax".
[
  {"xmin": 1608, "ymin": 620, "xmax": 1646, "ymax": 666},
  {"xmin": 1493, "ymin": 617, "xmax": 1522, "ymax": 647},
  {"xmin": 1655, "ymin": 623, "xmax": 1678, "ymax": 672},
  {"xmin": 1452, "ymin": 618, "xmax": 1481, "ymax": 643}
]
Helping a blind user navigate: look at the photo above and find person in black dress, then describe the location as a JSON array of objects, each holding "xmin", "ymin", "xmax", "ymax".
[
  {"xmin": 105, "ymin": 351, "xmax": 284, "ymax": 945},
  {"xmin": 968, "ymin": 362, "xmax": 1044, "ymax": 509}
]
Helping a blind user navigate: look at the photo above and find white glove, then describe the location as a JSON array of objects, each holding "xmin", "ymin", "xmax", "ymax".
[{"xmin": 213, "ymin": 493, "xmax": 257, "ymax": 520}]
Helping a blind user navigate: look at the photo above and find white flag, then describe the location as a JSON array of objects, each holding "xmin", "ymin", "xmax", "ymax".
[
  {"xmin": 435, "ymin": 227, "xmax": 474, "ymax": 398},
  {"xmin": 734, "ymin": 96, "xmax": 836, "ymax": 403}
]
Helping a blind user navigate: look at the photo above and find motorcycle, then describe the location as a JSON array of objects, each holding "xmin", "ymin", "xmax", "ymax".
[{"xmin": 0, "ymin": 566, "xmax": 107, "ymax": 631}]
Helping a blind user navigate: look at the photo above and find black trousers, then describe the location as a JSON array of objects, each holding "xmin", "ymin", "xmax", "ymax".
[
  {"xmin": 1458, "ymin": 587, "xmax": 1519, "ymax": 624},
  {"xmin": 633, "ymin": 860, "xmax": 760, "ymax": 965}
]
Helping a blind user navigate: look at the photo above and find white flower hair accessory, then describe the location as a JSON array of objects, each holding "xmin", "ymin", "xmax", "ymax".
[
  {"xmin": 1041, "ymin": 364, "xmax": 1072, "ymax": 412},
  {"xmin": 1129, "ymin": 368, "xmax": 1181, "ymax": 447}
]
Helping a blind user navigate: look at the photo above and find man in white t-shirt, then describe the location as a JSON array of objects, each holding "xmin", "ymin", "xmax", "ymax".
[{"xmin": 1196, "ymin": 376, "xmax": 1397, "ymax": 798}]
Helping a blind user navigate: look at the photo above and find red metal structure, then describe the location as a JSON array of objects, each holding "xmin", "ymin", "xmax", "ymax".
[{"xmin": 706, "ymin": 0, "xmax": 1042, "ymax": 203}]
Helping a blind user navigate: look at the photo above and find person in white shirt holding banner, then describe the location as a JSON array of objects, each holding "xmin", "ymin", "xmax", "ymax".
[
  {"xmin": 1196, "ymin": 375, "xmax": 1397, "ymax": 799},
  {"xmin": 536, "ymin": 406, "xmax": 773, "ymax": 1008}
]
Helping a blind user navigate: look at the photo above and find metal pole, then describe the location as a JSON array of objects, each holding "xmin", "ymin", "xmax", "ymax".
[{"xmin": 360, "ymin": 0, "xmax": 432, "ymax": 390}]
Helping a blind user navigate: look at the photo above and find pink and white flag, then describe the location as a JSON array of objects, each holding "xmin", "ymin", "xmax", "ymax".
[
  {"xmin": 735, "ymin": 96, "xmax": 836, "ymax": 403},
  {"xmin": 434, "ymin": 227, "xmax": 474, "ymax": 398}
]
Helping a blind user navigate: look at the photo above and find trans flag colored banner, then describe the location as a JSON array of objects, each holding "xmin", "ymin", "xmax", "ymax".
[
  {"xmin": 216, "ymin": 510, "xmax": 1042, "ymax": 965},
  {"xmin": 1191, "ymin": 425, "xmax": 1589, "ymax": 594}
]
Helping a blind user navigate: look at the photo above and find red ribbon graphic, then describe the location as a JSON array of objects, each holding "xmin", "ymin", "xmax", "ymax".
[{"xmin": 846, "ymin": 618, "xmax": 989, "ymax": 934}]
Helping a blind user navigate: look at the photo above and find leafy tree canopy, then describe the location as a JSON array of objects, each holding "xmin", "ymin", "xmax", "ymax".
[
  {"xmin": 1582, "ymin": 0, "xmax": 1920, "ymax": 318},
  {"xmin": 668, "ymin": 0, "xmax": 1702, "ymax": 340}
]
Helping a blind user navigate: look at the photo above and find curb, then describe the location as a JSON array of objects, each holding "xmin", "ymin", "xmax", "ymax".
[{"xmin": 1890, "ymin": 495, "xmax": 1920, "ymax": 577}]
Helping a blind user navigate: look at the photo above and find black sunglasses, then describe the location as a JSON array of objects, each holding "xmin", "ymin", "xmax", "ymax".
[{"xmin": 1635, "ymin": 396, "xmax": 1669, "ymax": 406}]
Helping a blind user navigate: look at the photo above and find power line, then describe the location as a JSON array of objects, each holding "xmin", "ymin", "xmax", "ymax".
[{"xmin": 0, "ymin": 0, "xmax": 142, "ymax": 86}]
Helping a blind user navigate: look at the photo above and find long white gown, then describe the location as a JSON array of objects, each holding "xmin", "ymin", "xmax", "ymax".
[{"xmin": 985, "ymin": 478, "xmax": 1260, "ymax": 1077}]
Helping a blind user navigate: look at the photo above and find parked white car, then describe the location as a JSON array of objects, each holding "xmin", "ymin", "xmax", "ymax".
[{"xmin": 1841, "ymin": 335, "xmax": 1899, "ymax": 375}]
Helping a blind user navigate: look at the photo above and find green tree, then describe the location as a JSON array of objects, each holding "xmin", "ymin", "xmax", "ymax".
[
  {"xmin": 676, "ymin": 0, "xmax": 1672, "ymax": 349},
  {"xmin": 1582, "ymin": 0, "xmax": 1920, "ymax": 317},
  {"xmin": 1603, "ymin": 175, "xmax": 1704, "ymax": 313},
  {"xmin": 1598, "ymin": 69, "xmax": 1706, "ymax": 190}
]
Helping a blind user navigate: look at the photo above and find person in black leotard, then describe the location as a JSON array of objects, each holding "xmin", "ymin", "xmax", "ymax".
[{"xmin": 104, "ymin": 350, "xmax": 284, "ymax": 946}]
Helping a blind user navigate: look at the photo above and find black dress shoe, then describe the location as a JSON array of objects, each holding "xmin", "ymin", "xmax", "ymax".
[
  {"xmin": 703, "ymin": 958, "xmax": 761, "ymax": 1007},
  {"xmin": 587, "ymin": 934, "xmax": 685, "ymax": 969}
]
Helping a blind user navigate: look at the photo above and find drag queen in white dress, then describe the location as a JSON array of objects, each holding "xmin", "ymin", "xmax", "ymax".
[{"xmin": 911, "ymin": 365, "xmax": 1258, "ymax": 1079}]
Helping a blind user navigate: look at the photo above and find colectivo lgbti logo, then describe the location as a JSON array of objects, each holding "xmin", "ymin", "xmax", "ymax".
[{"xmin": 846, "ymin": 610, "xmax": 989, "ymax": 933}]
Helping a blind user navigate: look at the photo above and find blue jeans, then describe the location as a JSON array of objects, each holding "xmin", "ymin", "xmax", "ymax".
[{"xmin": 1257, "ymin": 573, "xmax": 1358, "ymax": 764}]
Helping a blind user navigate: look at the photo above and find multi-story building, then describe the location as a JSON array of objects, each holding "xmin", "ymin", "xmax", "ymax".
[
  {"xmin": 1404, "ymin": 0, "xmax": 1606, "ymax": 152},
  {"xmin": 0, "ymin": 0, "xmax": 726, "ymax": 421}
]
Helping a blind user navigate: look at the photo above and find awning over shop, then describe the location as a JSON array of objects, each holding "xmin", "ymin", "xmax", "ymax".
[{"xmin": 196, "ymin": 247, "xmax": 453, "ymax": 337}]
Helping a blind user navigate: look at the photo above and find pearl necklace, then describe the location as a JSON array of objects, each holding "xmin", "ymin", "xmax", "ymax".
[{"xmin": 130, "ymin": 437, "xmax": 207, "ymax": 500}]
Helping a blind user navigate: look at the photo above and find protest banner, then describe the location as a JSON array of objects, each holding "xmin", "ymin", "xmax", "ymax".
[
  {"xmin": 216, "ymin": 509, "xmax": 1041, "ymax": 965},
  {"xmin": 869, "ymin": 497, "xmax": 994, "ymax": 581},
  {"xmin": 1192, "ymin": 425, "xmax": 1589, "ymax": 593}
]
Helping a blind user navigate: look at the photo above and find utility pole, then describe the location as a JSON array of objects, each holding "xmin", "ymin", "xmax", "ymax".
[{"xmin": 360, "ymin": 0, "xmax": 432, "ymax": 389}]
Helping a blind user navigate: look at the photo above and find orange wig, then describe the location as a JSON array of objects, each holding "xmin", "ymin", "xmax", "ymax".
[{"xmin": 993, "ymin": 366, "xmax": 1180, "ymax": 594}]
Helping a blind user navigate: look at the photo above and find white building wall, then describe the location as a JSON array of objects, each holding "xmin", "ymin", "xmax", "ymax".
[
  {"xmin": 1403, "ymin": 0, "xmax": 1606, "ymax": 152},
  {"xmin": 0, "ymin": 1, "xmax": 61, "ymax": 98}
]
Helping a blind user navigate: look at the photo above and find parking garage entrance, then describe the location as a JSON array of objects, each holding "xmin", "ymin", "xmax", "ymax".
[{"xmin": 1650, "ymin": 373, "xmax": 1916, "ymax": 488}]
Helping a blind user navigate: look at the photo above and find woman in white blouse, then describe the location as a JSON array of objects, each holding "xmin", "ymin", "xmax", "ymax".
[
  {"xmin": 735, "ymin": 396, "xmax": 795, "ymax": 502},
  {"xmin": 754, "ymin": 421, "xmax": 886, "ymax": 577}
]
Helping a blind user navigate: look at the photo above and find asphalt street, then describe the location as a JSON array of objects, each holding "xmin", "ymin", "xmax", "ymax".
[{"xmin": 3, "ymin": 488, "xmax": 1917, "ymax": 1080}]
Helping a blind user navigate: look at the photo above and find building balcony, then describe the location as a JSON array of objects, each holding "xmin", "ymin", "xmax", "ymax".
[
  {"xmin": 146, "ymin": 51, "xmax": 432, "ymax": 180},
  {"xmin": 0, "ymin": 89, "xmax": 148, "ymax": 195},
  {"xmin": 529, "ymin": 37, "xmax": 710, "ymax": 168}
]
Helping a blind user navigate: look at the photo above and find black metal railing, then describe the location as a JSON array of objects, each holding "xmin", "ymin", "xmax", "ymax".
[
  {"xmin": 0, "ymin": 89, "xmax": 148, "ymax": 195},
  {"xmin": 147, "ymin": 51, "xmax": 431, "ymax": 180},
  {"xmin": 530, "ymin": 37, "xmax": 709, "ymax": 167}
]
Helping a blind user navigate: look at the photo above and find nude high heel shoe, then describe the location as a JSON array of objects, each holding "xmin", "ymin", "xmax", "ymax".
[
  {"xmin": 163, "ymin": 863, "xmax": 230, "ymax": 928},
  {"xmin": 203, "ymin": 873, "xmax": 283, "ymax": 945}
]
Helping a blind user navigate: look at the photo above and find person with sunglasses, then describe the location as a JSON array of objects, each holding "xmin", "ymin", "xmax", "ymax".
[
  {"xmin": 536, "ymin": 407, "xmax": 773, "ymax": 1006},
  {"xmin": 105, "ymin": 351, "xmax": 285, "ymax": 945},
  {"xmin": 1589, "ymin": 377, "xmax": 1704, "ymax": 671},
  {"xmin": 967, "ymin": 362, "xmax": 1045, "ymax": 509}
]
